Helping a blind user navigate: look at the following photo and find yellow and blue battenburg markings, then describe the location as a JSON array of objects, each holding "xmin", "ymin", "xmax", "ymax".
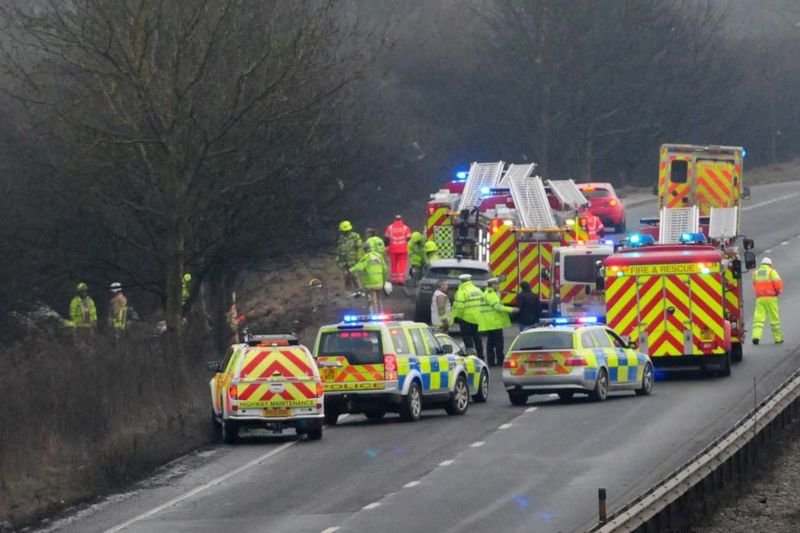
[{"xmin": 398, "ymin": 355, "xmax": 454, "ymax": 392}]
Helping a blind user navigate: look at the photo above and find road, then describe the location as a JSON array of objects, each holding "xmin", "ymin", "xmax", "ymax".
[{"xmin": 42, "ymin": 182, "xmax": 800, "ymax": 533}]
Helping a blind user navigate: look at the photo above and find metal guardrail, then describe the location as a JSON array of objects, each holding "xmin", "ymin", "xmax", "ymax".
[{"xmin": 588, "ymin": 367, "xmax": 800, "ymax": 532}]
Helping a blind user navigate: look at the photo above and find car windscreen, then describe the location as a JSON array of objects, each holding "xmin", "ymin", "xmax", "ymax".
[
  {"xmin": 317, "ymin": 330, "xmax": 383, "ymax": 365},
  {"xmin": 427, "ymin": 267, "xmax": 490, "ymax": 280},
  {"xmin": 513, "ymin": 331, "xmax": 575, "ymax": 350},
  {"xmin": 563, "ymin": 254, "xmax": 607, "ymax": 283},
  {"xmin": 581, "ymin": 188, "xmax": 612, "ymax": 198}
]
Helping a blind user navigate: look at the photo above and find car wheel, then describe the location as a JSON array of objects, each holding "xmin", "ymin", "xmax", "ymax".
[
  {"xmin": 635, "ymin": 363, "xmax": 654, "ymax": 396},
  {"xmin": 472, "ymin": 369, "xmax": 489, "ymax": 403},
  {"xmin": 221, "ymin": 418, "xmax": 238, "ymax": 444},
  {"xmin": 364, "ymin": 409, "xmax": 386, "ymax": 421},
  {"xmin": 445, "ymin": 374, "xmax": 470, "ymax": 415},
  {"xmin": 719, "ymin": 352, "xmax": 732, "ymax": 377},
  {"xmin": 508, "ymin": 391, "xmax": 528, "ymax": 406},
  {"xmin": 400, "ymin": 381, "xmax": 422, "ymax": 421},
  {"xmin": 324, "ymin": 406, "xmax": 340, "ymax": 426},
  {"xmin": 306, "ymin": 425, "xmax": 323, "ymax": 441},
  {"xmin": 557, "ymin": 391, "xmax": 574, "ymax": 401},
  {"xmin": 731, "ymin": 343, "xmax": 743, "ymax": 363},
  {"xmin": 589, "ymin": 368, "xmax": 609, "ymax": 401}
]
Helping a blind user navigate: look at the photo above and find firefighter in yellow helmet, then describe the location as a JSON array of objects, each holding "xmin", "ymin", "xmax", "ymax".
[
  {"xmin": 70, "ymin": 282, "xmax": 97, "ymax": 345},
  {"xmin": 407, "ymin": 231, "xmax": 425, "ymax": 284},
  {"xmin": 423, "ymin": 240, "xmax": 439, "ymax": 265},
  {"xmin": 751, "ymin": 257, "xmax": 783, "ymax": 345},
  {"xmin": 350, "ymin": 242, "xmax": 389, "ymax": 313},
  {"xmin": 337, "ymin": 220, "xmax": 363, "ymax": 291}
]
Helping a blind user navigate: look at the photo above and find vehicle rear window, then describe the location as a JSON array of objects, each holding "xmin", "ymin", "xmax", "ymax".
[
  {"xmin": 513, "ymin": 331, "xmax": 574, "ymax": 350},
  {"xmin": 427, "ymin": 267, "xmax": 490, "ymax": 280},
  {"xmin": 671, "ymin": 160, "xmax": 688, "ymax": 183},
  {"xmin": 563, "ymin": 254, "xmax": 607, "ymax": 283},
  {"xmin": 317, "ymin": 330, "xmax": 383, "ymax": 364},
  {"xmin": 581, "ymin": 188, "xmax": 612, "ymax": 198}
]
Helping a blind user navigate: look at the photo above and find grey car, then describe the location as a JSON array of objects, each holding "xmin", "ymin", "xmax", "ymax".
[{"xmin": 414, "ymin": 258, "xmax": 492, "ymax": 323}]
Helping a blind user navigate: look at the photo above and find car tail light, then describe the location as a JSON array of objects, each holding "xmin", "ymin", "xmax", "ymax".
[
  {"xmin": 503, "ymin": 359, "xmax": 518, "ymax": 369},
  {"xmin": 427, "ymin": 206, "xmax": 435, "ymax": 216},
  {"xmin": 564, "ymin": 357, "xmax": 587, "ymax": 367},
  {"xmin": 316, "ymin": 381, "xmax": 325, "ymax": 397},
  {"xmin": 608, "ymin": 199, "xmax": 618, "ymax": 207},
  {"xmin": 229, "ymin": 385, "xmax": 239, "ymax": 400},
  {"xmin": 384, "ymin": 354, "xmax": 398, "ymax": 381}
]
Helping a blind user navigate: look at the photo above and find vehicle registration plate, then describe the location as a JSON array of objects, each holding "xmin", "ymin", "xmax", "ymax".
[
  {"xmin": 263, "ymin": 408, "xmax": 292, "ymax": 418},
  {"xmin": 527, "ymin": 361, "xmax": 555, "ymax": 369},
  {"xmin": 321, "ymin": 368, "xmax": 337, "ymax": 381}
]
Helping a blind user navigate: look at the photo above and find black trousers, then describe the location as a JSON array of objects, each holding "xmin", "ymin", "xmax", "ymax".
[
  {"xmin": 460, "ymin": 320, "xmax": 484, "ymax": 360},
  {"xmin": 485, "ymin": 329, "xmax": 505, "ymax": 366}
]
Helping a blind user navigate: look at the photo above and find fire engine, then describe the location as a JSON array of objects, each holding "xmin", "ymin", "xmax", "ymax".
[{"xmin": 426, "ymin": 162, "xmax": 604, "ymax": 305}]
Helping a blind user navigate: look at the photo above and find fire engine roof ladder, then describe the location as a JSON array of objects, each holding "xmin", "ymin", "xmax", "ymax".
[
  {"xmin": 547, "ymin": 180, "xmax": 589, "ymax": 211},
  {"xmin": 458, "ymin": 161, "xmax": 505, "ymax": 212},
  {"xmin": 708, "ymin": 207, "xmax": 739, "ymax": 241},
  {"xmin": 508, "ymin": 172, "xmax": 557, "ymax": 229},
  {"xmin": 659, "ymin": 206, "xmax": 700, "ymax": 244}
]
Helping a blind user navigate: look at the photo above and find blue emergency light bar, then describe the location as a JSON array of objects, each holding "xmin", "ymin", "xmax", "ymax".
[
  {"xmin": 603, "ymin": 239, "xmax": 614, "ymax": 246},
  {"xmin": 679, "ymin": 232, "xmax": 707, "ymax": 244},
  {"xmin": 455, "ymin": 171, "xmax": 468, "ymax": 181},
  {"xmin": 540, "ymin": 316, "xmax": 601, "ymax": 326},
  {"xmin": 626, "ymin": 233, "xmax": 655, "ymax": 247},
  {"xmin": 342, "ymin": 313, "xmax": 405, "ymax": 323}
]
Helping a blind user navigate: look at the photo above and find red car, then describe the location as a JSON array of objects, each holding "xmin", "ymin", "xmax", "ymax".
[{"xmin": 577, "ymin": 182, "xmax": 626, "ymax": 233}]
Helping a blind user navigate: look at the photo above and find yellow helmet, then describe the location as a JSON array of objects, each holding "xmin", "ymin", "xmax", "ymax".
[
  {"xmin": 424, "ymin": 240, "xmax": 437, "ymax": 252},
  {"xmin": 76, "ymin": 282, "xmax": 88, "ymax": 292},
  {"xmin": 183, "ymin": 273, "xmax": 192, "ymax": 282},
  {"xmin": 411, "ymin": 231, "xmax": 422, "ymax": 241},
  {"xmin": 339, "ymin": 220, "xmax": 353, "ymax": 232}
]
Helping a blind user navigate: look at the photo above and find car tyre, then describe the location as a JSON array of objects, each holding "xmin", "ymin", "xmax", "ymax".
[
  {"xmin": 731, "ymin": 343, "xmax": 743, "ymax": 363},
  {"xmin": 324, "ymin": 406, "xmax": 340, "ymax": 426},
  {"xmin": 364, "ymin": 410, "xmax": 386, "ymax": 421},
  {"xmin": 508, "ymin": 391, "xmax": 528, "ymax": 406},
  {"xmin": 635, "ymin": 363, "xmax": 654, "ymax": 396},
  {"xmin": 557, "ymin": 391, "xmax": 574, "ymax": 401},
  {"xmin": 221, "ymin": 418, "xmax": 238, "ymax": 444},
  {"xmin": 445, "ymin": 374, "xmax": 470, "ymax": 416},
  {"xmin": 589, "ymin": 368, "xmax": 609, "ymax": 402},
  {"xmin": 400, "ymin": 381, "xmax": 422, "ymax": 421},
  {"xmin": 718, "ymin": 351, "xmax": 732, "ymax": 377},
  {"xmin": 472, "ymin": 369, "xmax": 489, "ymax": 403}
]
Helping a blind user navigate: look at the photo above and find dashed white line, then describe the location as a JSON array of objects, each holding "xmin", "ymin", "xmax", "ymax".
[
  {"xmin": 742, "ymin": 192, "xmax": 800, "ymax": 211},
  {"xmin": 363, "ymin": 502, "xmax": 381, "ymax": 510},
  {"xmin": 780, "ymin": 241, "xmax": 789, "ymax": 246},
  {"xmin": 321, "ymin": 528, "xmax": 340, "ymax": 533},
  {"xmin": 470, "ymin": 441, "xmax": 485, "ymax": 448},
  {"xmin": 764, "ymin": 249, "xmax": 773, "ymax": 253},
  {"xmin": 404, "ymin": 480, "xmax": 421, "ymax": 488},
  {"xmin": 525, "ymin": 407, "xmax": 538, "ymax": 413},
  {"xmin": 498, "ymin": 423, "xmax": 512, "ymax": 430},
  {"xmin": 439, "ymin": 459, "xmax": 454, "ymax": 466},
  {"xmin": 104, "ymin": 441, "xmax": 297, "ymax": 533}
]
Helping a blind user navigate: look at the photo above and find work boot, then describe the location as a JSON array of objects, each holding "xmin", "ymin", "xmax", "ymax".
[
  {"xmin": 776, "ymin": 340, "xmax": 784, "ymax": 344},
  {"xmin": 752, "ymin": 339, "xmax": 759, "ymax": 345}
]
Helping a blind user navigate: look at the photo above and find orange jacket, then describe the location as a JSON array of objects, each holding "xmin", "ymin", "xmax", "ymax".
[
  {"xmin": 752, "ymin": 265, "xmax": 783, "ymax": 298},
  {"xmin": 385, "ymin": 221, "xmax": 411, "ymax": 253}
]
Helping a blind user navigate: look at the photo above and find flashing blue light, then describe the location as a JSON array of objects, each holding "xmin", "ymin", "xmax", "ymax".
[
  {"xmin": 343, "ymin": 314, "xmax": 359, "ymax": 323},
  {"xmin": 455, "ymin": 171, "xmax": 468, "ymax": 180},
  {"xmin": 480, "ymin": 186, "xmax": 491, "ymax": 195},
  {"xmin": 579, "ymin": 316, "xmax": 599, "ymax": 324},
  {"xmin": 679, "ymin": 232, "xmax": 707, "ymax": 244},
  {"xmin": 629, "ymin": 234, "xmax": 641, "ymax": 244},
  {"xmin": 741, "ymin": 148, "xmax": 747, "ymax": 158},
  {"xmin": 603, "ymin": 239, "xmax": 614, "ymax": 246},
  {"xmin": 551, "ymin": 316, "xmax": 599, "ymax": 326},
  {"xmin": 627, "ymin": 233, "xmax": 655, "ymax": 247},
  {"xmin": 554, "ymin": 318, "xmax": 569, "ymax": 324}
]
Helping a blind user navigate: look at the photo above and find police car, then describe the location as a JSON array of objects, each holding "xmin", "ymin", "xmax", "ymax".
[
  {"xmin": 313, "ymin": 314, "xmax": 488, "ymax": 424},
  {"xmin": 502, "ymin": 317, "xmax": 654, "ymax": 405},
  {"xmin": 207, "ymin": 334, "xmax": 325, "ymax": 443}
]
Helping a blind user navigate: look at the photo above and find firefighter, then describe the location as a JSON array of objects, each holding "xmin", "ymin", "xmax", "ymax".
[
  {"xmin": 350, "ymin": 242, "xmax": 389, "ymax": 314},
  {"xmin": 385, "ymin": 214, "xmax": 411, "ymax": 285},
  {"xmin": 452, "ymin": 273, "xmax": 485, "ymax": 361},
  {"xmin": 108, "ymin": 282, "xmax": 128, "ymax": 339},
  {"xmin": 364, "ymin": 227, "xmax": 386, "ymax": 255},
  {"xmin": 336, "ymin": 220, "xmax": 363, "ymax": 290},
  {"xmin": 70, "ymin": 282, "xmax": 97, "ymax": 345},
  {"xmin": 407, "ymin": 231, "xmax": 425, "ymax": 284},
  {"xmin": 430, "ymin": 279, "xmax": 452, "ymax": 333},
  {"xmin": 423, "ymin": 240, "xmax": 439, "ymax": 266},
  {"xmin": 181, "ymin": 273, "xmax": 192, "ymax": 306},
  {"xmin": 479, "ymin": 278, "xmax": 519, "ymax": 367},
  {"xmin": 751, "ymin": 257, "xmax": 783, "ymax": 345}
]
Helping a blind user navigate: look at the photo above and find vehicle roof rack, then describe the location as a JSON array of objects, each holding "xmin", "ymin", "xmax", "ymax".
[{"xmin": 243, "ymin": 333, "xmax": 299, "ymax": 347}]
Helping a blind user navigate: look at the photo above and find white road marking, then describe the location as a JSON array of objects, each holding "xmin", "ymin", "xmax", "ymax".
[
  {"xmin": 781, "ymin": 241, "xmax": 789, "ymax": 246},
  {"xmin": 498, "ymin": 423, "xmax": 512, "ymax": 430},
  {"xmin": 104, "ymin": 441, "xmax": 296, "ymax": 532},
  {"xmin": 742, "ymin": 192, "xmax": 800, "ymax": 211},
  {"xmin": 439, "ymin": 459, "xmax": 454, "ymax": 466},
  {"xmin": 321, "ymin": 528, "xmax": 340, "ymax": 533},
  {"xmin": 404, "ymin": 480, "xmax": 421, "ymax": 488},
  {"xmin": 470, "ymin": 441, "xmax": 485, "ymax": 448},
  {"xmin": 525, "ymin": 407, "xmax": 538, "ymax": 413},
  {"xmin": 339, "ymin": 414, "xmax": 350, "ymax": 421},
  {"xmin": 765, "ymin": 249, "xmax": 773, "ymax": 253},
  {"xmin": 363, "ymin": 502, "xmax": 381, "ymax": 510}
]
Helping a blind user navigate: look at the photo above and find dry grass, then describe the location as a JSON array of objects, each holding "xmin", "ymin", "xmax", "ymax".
[{"xmin": 746, "ymin": 158, "xmax": 800, "ymax": 185}]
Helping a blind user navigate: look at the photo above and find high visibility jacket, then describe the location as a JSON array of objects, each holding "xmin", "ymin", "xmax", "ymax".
[
  {"xmin": 385, "ymin": 221, "xmax": 411, "ymax": 253},
  {"xmin": 181, "ymin": 278, "xmax": 191, "ymax": 304},
  {"xmin": 366, "ymin": 235, "xmax": 385, "ymax": 255},
  {"xmin": 70, "ymin": 296, "xmax": 97, "ymax": 328},
  {"xmin": 350, "ymin": 250, "xmax": 388, "ymax": 290},
  {"xmin": 109, "ymin": 293, "xmax": 128, "ymax": 331},
  {"xmin": 336, "ymin": 231, "xmax": 363, "ymax": 269},
  {"xmin": 424, "ymin": 251, "xmax": 440, "ymax": 266},
  {"xmin": 431, "ymin": 288, "xmax": 452, "ymax": 327},
  {"xmin": 753, "ymin": 265, "xmax": 783, "ymax": 297},
  {"xmin": 408, "ymin": 234, "xmax": 425, "ymax": 267},
  {"xmin": 452, "ymin": 281, "xmax": 484, "ymax": 324},
  {"xmin": 478, "ymin": 288, "xmax": 515, "ymax": 332}
]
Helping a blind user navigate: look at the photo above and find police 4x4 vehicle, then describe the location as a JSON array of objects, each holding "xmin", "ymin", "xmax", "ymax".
[
  {"xmin": 314, "ymin": 314, "xmax": 489, "ymax": 424},
  {"xmin": 208, "ymin": 334, "xmax": 325, "ymax": 443},
  {"xmin": 503, "ymin": 317, "xmax": 654, "ymax": 405}
]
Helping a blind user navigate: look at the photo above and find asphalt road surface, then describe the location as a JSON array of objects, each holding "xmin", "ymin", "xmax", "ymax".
[{"xmin": 42, "ymin": 182, "xmax": 800, "ymax": 533}]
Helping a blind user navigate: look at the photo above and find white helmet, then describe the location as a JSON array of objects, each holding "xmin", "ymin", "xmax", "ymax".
[
  {"xmin": 761, "ymin": 257, "xmax": 772, "ymax": 266},
  {"xmin": 110, "ymin": 282, "xmax": 122, "ymax": 292}
]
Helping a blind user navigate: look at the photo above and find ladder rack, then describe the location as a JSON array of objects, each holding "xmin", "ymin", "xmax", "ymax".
[
  {"xmin": 659, "ymin": 206, "xmax": 699, "ymax": 244},
  {"xmin": 708, "ymin": 207, "xmax": 739, "ymax": 241},
  {"xmin": 547, "ymin": 179, "xmax": 588, "ymax": 210},
  {"xmin": 457, "ymin": 161, "xmax": 505, "ymax": 212},
  {"xmin": 508, "ymin": 174, "xmax": 557, "ymax": 229}
]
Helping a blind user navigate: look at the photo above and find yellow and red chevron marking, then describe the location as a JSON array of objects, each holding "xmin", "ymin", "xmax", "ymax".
[
  {"xmin": 657, "ymin": 155, "xmax": 668, "ymax": 207},
  {"xmin": 426, "ymin": 207, "xmax": 451, "ymax": 238},
  {"xmin": 636, "ymin": 275, "xmax": 663, "ymax": 336},
  {"xmin": 649, "ymin": 275, "xmax": 689, "ymax": 356},
  {"xmin": 665, "ymin": 156, "xmax": 691, "ymax": 208},
  {"xmin": 490, "ymin": 225, "xmax": 518, "ymax": 299},
  {"xmin": 689, "ymin": 273, "xmax": 725, "ymax": 353},
  {"xmin": 334, "ymin": 361, "xmax": 383, "ymax": 382},
  {"xmin": 239, "ymin": 349, "xmax": 313, "ymax": 379},
  {"xmin": 559, "ymin": 283, "xmax": 585, "ymax": 304},
  {"xmin": 723, "ymin": 269, "xmax": 741, "ymax": 338},
  {"xmin": 237, "ymin": 380, "xmax": 316, "ymax": 405},
  {"xmin": 508, "ymin": 351, "xmax": 573, "ymax": 376},
  {"xmin": 605, "ymin": 275, "xmax": 638, "ymax": 336},
  {"xmin": 695, "ymin": 162, "xmax": 735, "ymax": 215},
  {"xmin": 519, "ymin": 242, "xmax": 554, "ymax": 301}
]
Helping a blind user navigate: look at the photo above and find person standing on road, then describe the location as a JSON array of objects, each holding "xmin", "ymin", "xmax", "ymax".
[
  {"xmin": 336, "ymin": 220, "xmax": 363, "ymax": 291},
  {"xmin": 479, "ymin": 278, "xmax": 518, "ymax": 367},
  {"xmin": 452, "ymin": 273, "xmax": 485, "ymax": 361},
  {"xmin": 431, "ymin": 280, "xmax": 452, "ymax": 333},
  {"xmin": 751, "ymin": 257, "xmax": 783, "ymax": 345},
  {"xmin": 407, "ymin": 231, "xmax": 425, "ymax": 284},
  {"xmin": 385, "ymin": 214, "xmax": 411, "ymax": 285},
  {"xmin": 108, "ymin": 282, "xmax": 128, "ymax": 339},
  {"xmin": 514, "ymin": 281, "xmax": 542, "ymax": 331},
  {"xmin": 350, "ymin": 243, "xmax": 389, "ymax": 314}
]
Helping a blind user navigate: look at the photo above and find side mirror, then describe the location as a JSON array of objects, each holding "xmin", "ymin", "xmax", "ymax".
[
  {"xmin": 731, "ymin": 259, "xmax": 742, "ymax": 279},
  {"xmin": 741, "ymin": 186, "xmax": 751, "ymax": 200},
  {"xmin": 744, "ymin": 251, "xmax": 756, "ymax": 271},
  {"xmin": 440, "ymin": 344, "xmax": 454, "ymax": 354},
  {"xmin": 651, "ymin": 184, "xmax": 658, "ymax": 196},
  {"xmin": 207, "ymin": 361, "xmax": 221, "ymax": 372}
]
